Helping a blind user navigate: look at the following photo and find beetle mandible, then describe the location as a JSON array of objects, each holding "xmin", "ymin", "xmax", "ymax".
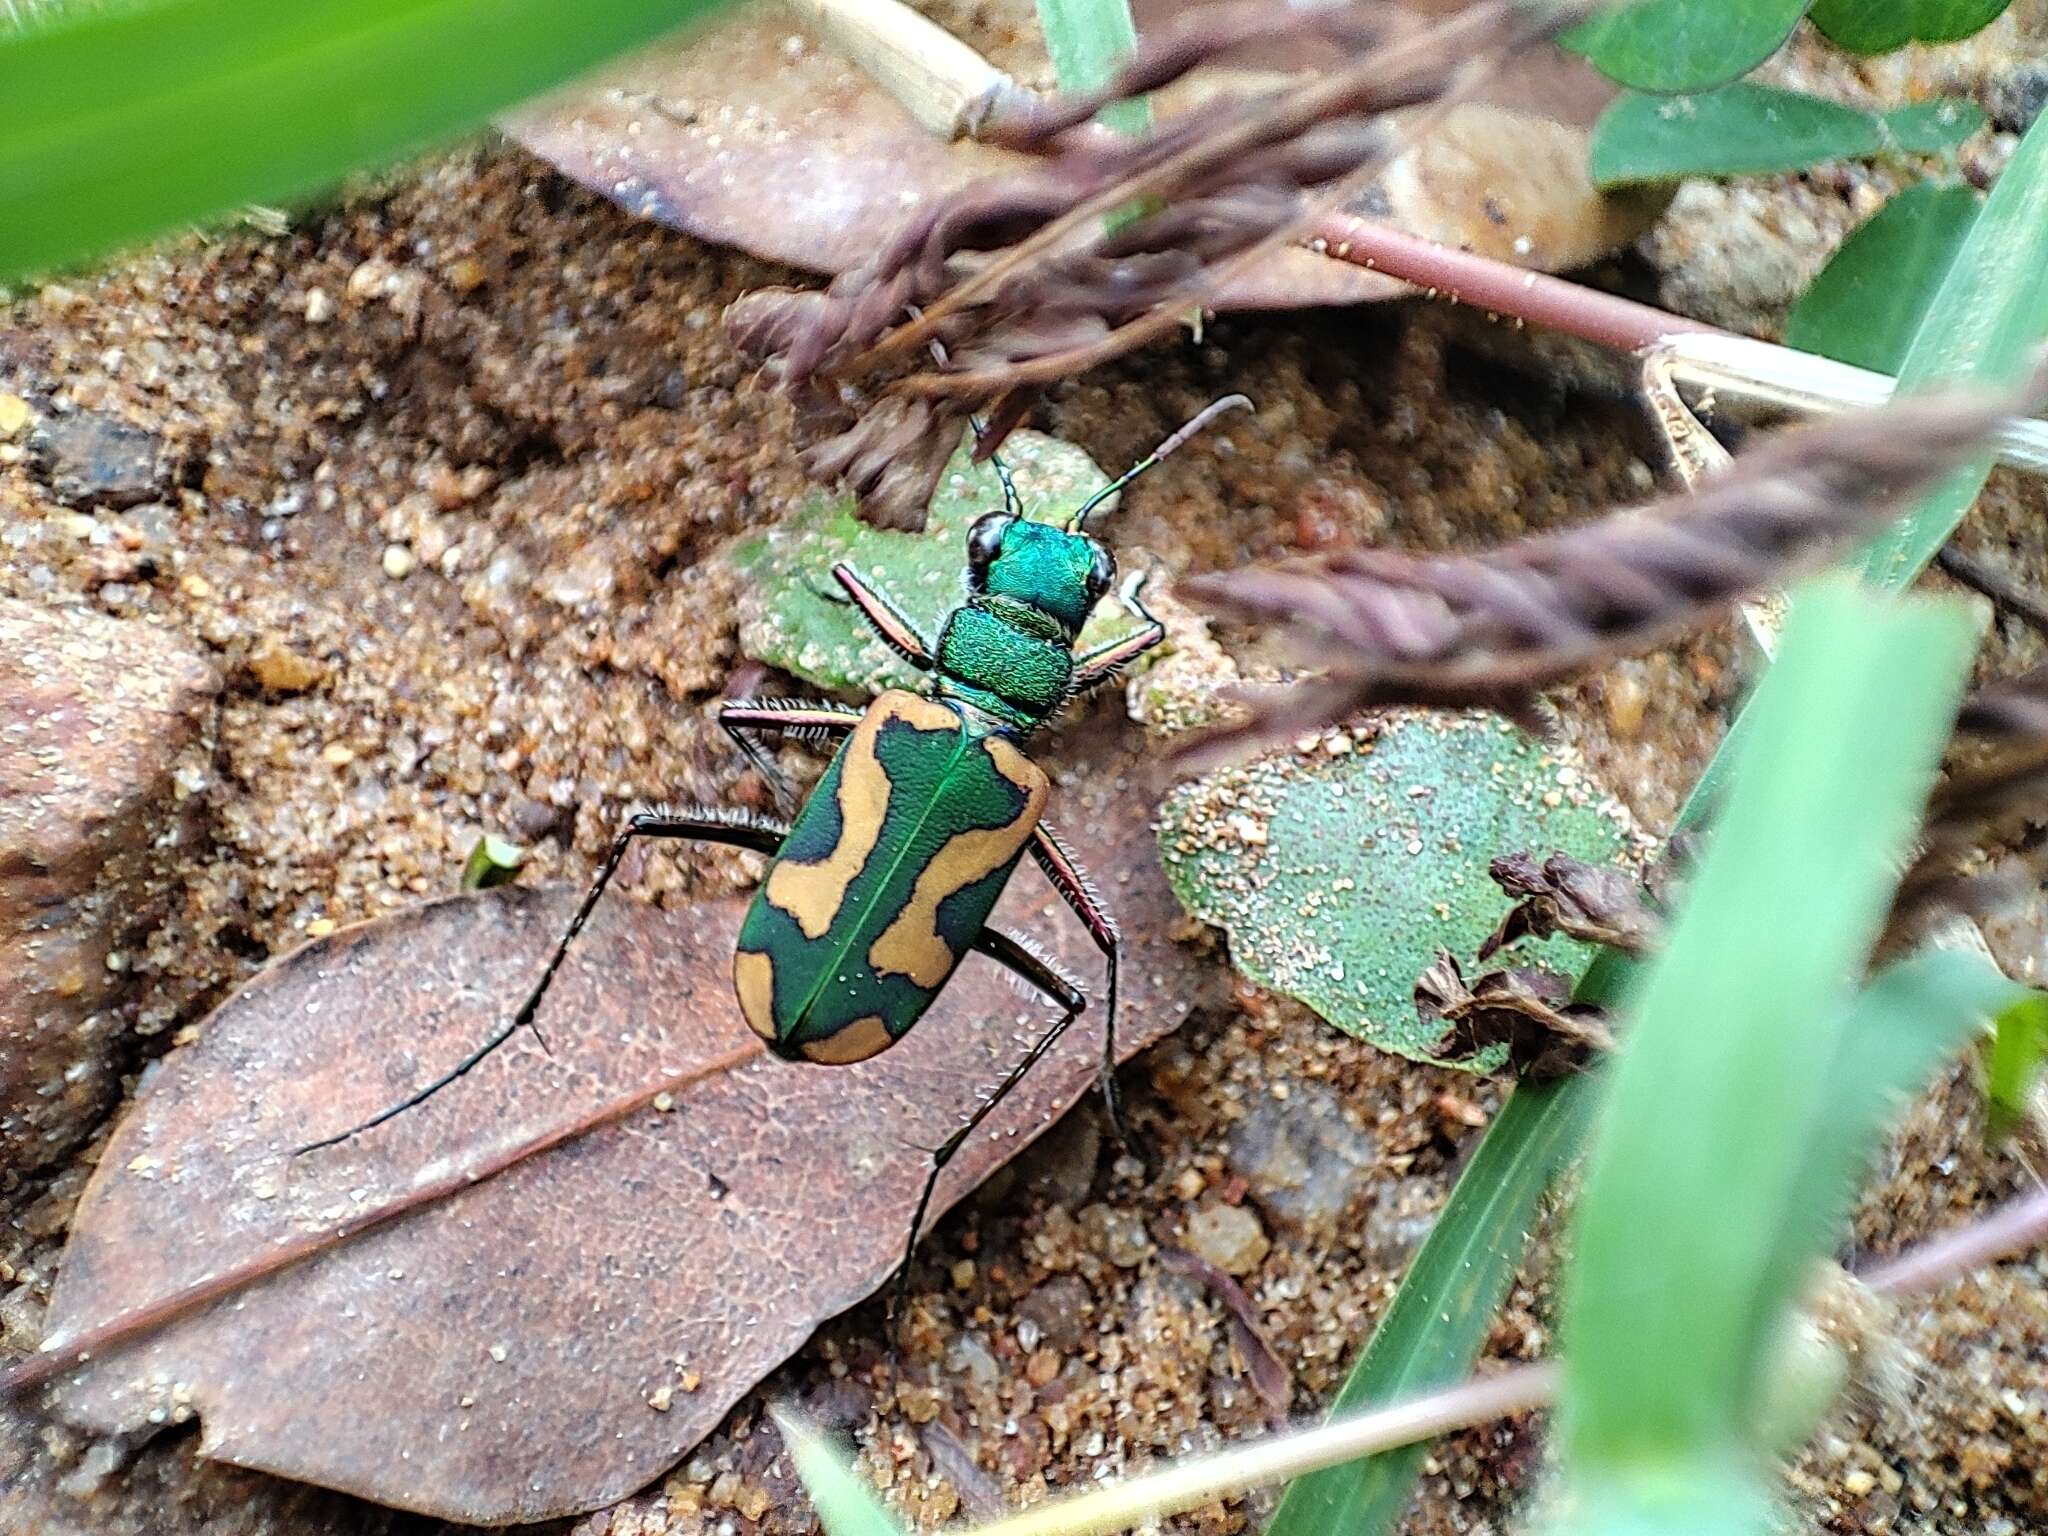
[{"xmin": 301, "ymin": 395, "xmax": 1252, "ymax": 1308}]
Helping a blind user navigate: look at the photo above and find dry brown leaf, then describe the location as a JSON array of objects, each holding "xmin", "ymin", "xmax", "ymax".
[
  {"xmin": 502, "ymin": 0, "xmax": 1650, "ymax": 312},
  {"xmin": 1415, "ymin": 948, "xmax": 1613, "ymax": 1078},
  {"xmin": 23, "ymin": 768, "xmax": 1201, "ymax": 1523}
]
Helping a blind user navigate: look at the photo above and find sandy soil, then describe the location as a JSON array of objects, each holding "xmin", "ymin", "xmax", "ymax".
[{"xmin": 2, "ymin": 19, "xmax": 2047, "ymax": 1534}]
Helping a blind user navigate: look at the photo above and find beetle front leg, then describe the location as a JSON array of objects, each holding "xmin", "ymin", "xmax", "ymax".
[
  {"xmin": 891, "ymin": 929, "xmax": 1086, "ymax": 1334},
  {"xmin": 296, "ymin": 806, "xmax": 791, "ymax": 1155},
  {"xmin": 1069, "ymin": 572, "xmax": 1166, "ymax": 694},
  {"xmin": 833, "ymin": 562, "xmax": 937, "ymax": 672},
  {"xmin": 719, "ymin": 698, "xmax": 864, "ymax": 817},
  {"xmin": 1028, "ymin": 821, "xmax": 1126, "ymax": 1136}
]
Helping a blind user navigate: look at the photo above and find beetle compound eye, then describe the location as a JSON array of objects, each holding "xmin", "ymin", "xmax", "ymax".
[
  {"xmin": 1087, "ymin": 541, "xmax": 1116, "ymax": 597},
  {"xmin": 966, "ymin": 512, "xmax": 1014, "ymax": 583}
]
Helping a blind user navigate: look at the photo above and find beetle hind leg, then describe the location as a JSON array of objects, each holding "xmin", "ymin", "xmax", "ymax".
[
  {"xmin": 889, "ymin": 928, "xmax": 1087, "ymax": 1340},
  {"xmin": 718, "ymin": 697, "xmax": 863, "ymax": 817},
  {"xmin": 294, "ymin": 805, "xmax": 791, "ymax": 1155}
]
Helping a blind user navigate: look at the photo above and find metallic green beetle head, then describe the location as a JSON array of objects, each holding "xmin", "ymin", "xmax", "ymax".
[
  {"xmin": 934, "ymin": 395, "xmax": 1255, "ymax": 732},
  {"xmin": 965, "ymin": 513, "xmax": 1114, "ymax": 638}
]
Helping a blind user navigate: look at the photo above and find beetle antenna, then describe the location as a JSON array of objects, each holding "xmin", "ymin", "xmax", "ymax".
[
  {"xmin": 972, "ymin": 413, "xmax": 1024, "ymax": 516},
  {"xmin": 1067, "ymin": 394, "xmax": 1253, "ymax": 530}
]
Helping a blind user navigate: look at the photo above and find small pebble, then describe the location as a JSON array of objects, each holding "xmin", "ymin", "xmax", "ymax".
[
  {"xmin": 382, "ymin": 544, "xmax": 417, "ymax": 580},
  {"xmin": 647, "ymin": 1385, "xmax": 674, "ymax": 1412},
  {"xmin": 304, "ymin": 287, "xmax": 335, "ymax": 324},
  {"xmin": 1185, "ymin": 1203, "xmax": 1270, "ymax": 1275},
  {"xmin": 249, "ymin": 635, "xmax": 325, "ymax": 693},
  {"xmin": 0, "ymin": 392, "xmax": 30, "ymax": 439}
]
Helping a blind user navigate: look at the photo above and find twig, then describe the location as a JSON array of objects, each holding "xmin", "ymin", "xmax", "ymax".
[
  {"xmin": 957, "ymin": 1363, "xmax": 1560, "ymax": 1536},
  {"xmin": 943, "ymin": 1167, "xmax": 2048, "ymax": 1536}
]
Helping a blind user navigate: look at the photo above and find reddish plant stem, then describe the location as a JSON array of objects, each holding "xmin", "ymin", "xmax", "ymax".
[
  {"xmin": 1307, "ymin": 210, "xmax": 1726, "ymax": 354},
  {"xmin": 1860, "ymin": 1182, "xmax": 2048, "ymax": 1297}
]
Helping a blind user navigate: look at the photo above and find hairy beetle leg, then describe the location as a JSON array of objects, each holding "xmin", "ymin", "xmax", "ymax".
[
  {"xmin": 1029, "ymin": 822, "xmax": 1127, "ymax": 1143},
  {"xmin": 888, "ymin": 931, "xmax": 1086, "ymax": 1341},
  {"xmin": 293, "ymin": 806, "xmax": 793, "ymax": 1156},
  {"xmin": 718, "ymin": 698, "xmax": 863, "ymax": 818},
  {"xmin": 834, "ymin": 562, "xmax": 936, "ymax": 672}
]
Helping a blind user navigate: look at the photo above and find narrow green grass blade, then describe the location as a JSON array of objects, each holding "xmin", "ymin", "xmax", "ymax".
[
  {"xmin": 1858, "ymin": 108, "xmax": 2048, "ymax": 591},
  {"xmin": 1793, "ymin": 949, "xmax": 2034, "ymax": 1273},
  {"xmin": 1255, "ymin": 47, "xmax": 2044, "ymax": 1536},
  {"xmin": 1034, "ymin": 0, "xmax": 1148, "ymax": 135},
  {"xmin": 1263, "ymin": 1072, "xmax": 1600, "ymax": 1536},
  {"xmin": 1563, "ymin": 579, "xmax": 1974, "ymax": 1466},
  {"xmin": 0, "ymin": 0, "xmax": 733, "ymax": 281},
  {"xmin": 1535, "ymin": 1461, "xmax": 1781, "ymax": 1536},
  {"xmin": 1783, "ymin": 181, "xmax": 1982, "ymax": 373},
  {"xmin": 773, "ymin": 1407, "xmax": 910, "ymax": 1536}
]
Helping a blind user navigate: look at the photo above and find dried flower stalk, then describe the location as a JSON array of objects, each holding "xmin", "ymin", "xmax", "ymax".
[
  {"xmin": 726, "ymin": 0, "xmax": 1602, "ymax": 528},
  {"xmin": 1416, "ymin": 950, "xmax": 1614, "ymax": 1078},
  {"xmin": 1885, "ymin": 664, "xmax": 2048, "ymax": 949},
  {"xmin": 1181, "ymin": 372, "xmax": 2048, "ymax": 750},
  {"xmin": 1479, "ymin": 850, "xmax": 1669, "ymax": 960}
]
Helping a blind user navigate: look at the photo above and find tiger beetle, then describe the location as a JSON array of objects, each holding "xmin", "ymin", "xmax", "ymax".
[{"xmin": 300, "ymin": 394, "xmax": 1252, "ymax": 1321}]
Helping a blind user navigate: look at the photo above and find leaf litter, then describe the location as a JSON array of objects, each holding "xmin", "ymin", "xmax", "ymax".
[{"xmin": 19, "ymin": 733, "xmax": 1205, "ymax": 1525}]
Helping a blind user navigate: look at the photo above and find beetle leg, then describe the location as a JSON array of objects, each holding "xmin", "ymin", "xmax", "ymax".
[
  {"xmin": 295, "ymin": 807, "xmax": 790, "ymax": 1155},
  {"xmin": 1069, "ymin": 572, "xmax": 1166, "ymax": 694},
  {"xmin": 718, "ymin": 698, "xmax": 864, "ymax": 817},
  {"xmin": 834, "ymin": 562, "xmax": 936, "ymax": 671},
  {"xmin": 1028, "ymin": 821, "xmax": 1126, "ymax": 1136},
  {"xmin": 891, "ymin": 929, "xmax": 1086, "ymax": 1333}
]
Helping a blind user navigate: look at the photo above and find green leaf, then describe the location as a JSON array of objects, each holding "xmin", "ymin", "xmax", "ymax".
[
  {"xmin": 729, "ymin": 431, "xmax": 1128, "ymax": 695},
  {"xmin": 1591, "ymin": 84, "xmax": 1983, "ymax": 187},
  {"xmin": 1283, "ymin": 103, "xmax": 2047, "ymax": 1536},
  {"xmin": 1810, "ymin": 0, "xmax": 2015, "ymax": 54},
  {"xmin": 1562, "ymin": 579, "xmax": 1975, "ymax": 1468},
  {"xmin": 772, "ymin": 1407, "xmax": 908, "ymax": 1536},
  {"xmin": 1534, "ymin": 1461, "xmax": 1783, "ymax": 1536},
  {"xmin": 1035, "ymin": 0, "xmax": 1149, "ymax": 137},
  {"xmin": 1779, "ymin": 948, "xmax": 2024, "ymax": 1321},
  {"xmin": 460, "ymin": 834, "xmax": 527, "ymax": 891},
  {"xmin": 1158, "ymin": 713, "xmax": 1635, "ymax": 1065},
  {"xmin": 0, "ymin": 0, "xmax": 730, "ymax": 283},
  {"xmin": 1859, "ymin": 107, "xmax": 2048, "ymax": 590},
  {"xmin": 1986, "ymin": 987, "xmax": 2048, "ymax": 1140},
  {"xmin": 1564, "ymin": 0, "xmax": 1805, "ymax": 94},
  {"xmin": 1264, "ymin": 1072, "xmax": 1601, "ymax": 1536},
  {"xmin": 1784, "ymin": 182, "xmax": 1982, "ymax": 373}
]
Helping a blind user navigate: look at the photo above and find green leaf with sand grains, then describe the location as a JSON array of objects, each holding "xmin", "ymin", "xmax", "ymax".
[
  {"xmin": 1158, "ymin": 712, "xmax": 1636, "ymax": 1065},
  {"xmin": 1590, "ymin": 84, "xmax": 1982, "ymax": 188},
  {"xmin": 728, "ymin": 431, "xmax": 1133, "ymax": 695}
]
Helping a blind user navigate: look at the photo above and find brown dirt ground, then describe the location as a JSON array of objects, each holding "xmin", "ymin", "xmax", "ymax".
[{"xmin": 3, "ymin": 37, "xmax": 2048, "ymax": 1536}]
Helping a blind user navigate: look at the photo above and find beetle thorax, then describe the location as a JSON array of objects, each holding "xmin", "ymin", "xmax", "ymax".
[{"xmin": 934, "ymin": 597, "xmax": 1074, "ymax": 732}]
